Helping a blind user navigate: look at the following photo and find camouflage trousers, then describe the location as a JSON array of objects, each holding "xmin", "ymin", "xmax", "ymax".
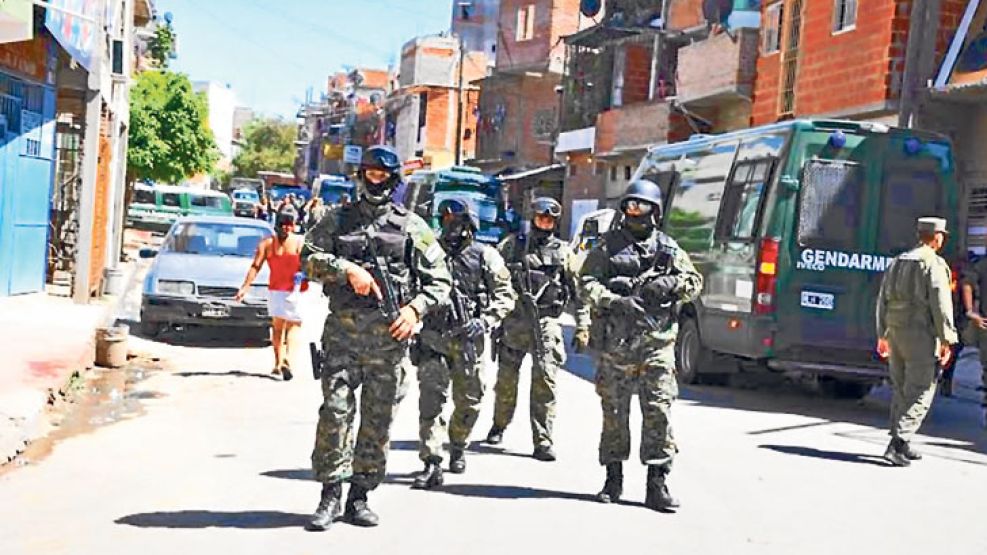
[
  {"xmin": 417, "ymin": 341, "xmax": 485, "ymax": 462},
  {"xmin": 493, "ymin": 318, "xmax": 565, "ymax": 448},
  {"xmin": 312, "ymin": 313, "xmax": 406, "ymax": 489},
  {"xmin": 887, "ymin": 326, "xmax": 939, "ymax": 442},
  {"xmin": 595, "ymin": 343, "xmax": 678, "ymax": 467},
  {"xmin": 962, "ymin": 322, "xmax": 987, "ymax": 406}
]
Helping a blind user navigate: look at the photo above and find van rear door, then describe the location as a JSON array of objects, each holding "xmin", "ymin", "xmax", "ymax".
[{"xmin": 776, "ymin": 157, "xmax": 878, "ymax": 366}]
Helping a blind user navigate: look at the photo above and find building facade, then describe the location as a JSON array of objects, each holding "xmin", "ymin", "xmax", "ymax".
[
  {"xmin": 451, "ymin": 0, "xmax": 500, "ymax": 66},
  {"xmin": 193, "ymin": 81, "xmax": 237, "ymax": 167}
]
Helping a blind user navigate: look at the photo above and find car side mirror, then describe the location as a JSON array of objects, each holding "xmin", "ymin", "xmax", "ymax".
[
  {"xmin": 139, "ymin": 248, "xmax": 158, "ymax": 259},
  {"xmin": 780, "ymin": 175, "xmax": 799, "ymax": 193}
]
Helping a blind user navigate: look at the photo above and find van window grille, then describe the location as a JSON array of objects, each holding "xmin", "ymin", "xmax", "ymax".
[{"xmin": 797, "ymin": 159, "xmax": 863, "ymax": 249}]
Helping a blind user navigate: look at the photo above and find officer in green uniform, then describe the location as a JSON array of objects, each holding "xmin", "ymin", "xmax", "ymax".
[
  {"xmin": 580, "ymin": 180, "xmax": 703, "ymax": 512},
  {"xmin": 411, "ymin": 199, "xmax": 516, "ymax": 489},
  {"xmin": 485, "ymin": 197, "xmax": 590, "ymax": 461},
  {"xmin": 876, "ymin": 216, "xmax": 957, "ymax": 467},
  {"xmin": 960, "ymin": 254, "xmax": 987, "ymax": 413},
  {"xmin": 302, "ymin": 145, "xmax": 452, "ymax": 531}
]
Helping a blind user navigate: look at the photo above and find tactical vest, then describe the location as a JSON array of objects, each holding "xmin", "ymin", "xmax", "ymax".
[
  {"xmin": 605, "ymin": 230, "xmax": 674, "ymax": 281},
  {"xmin": 423, "ymin": 242, "xmax": 489, "ymax": 331},
  {"xmin": 330, "ymin": 204, "xmax": 413, "ymax": 312},
  {"xmin": 508, "ymin": 234, "xmax": 569, "ymax": 317}
]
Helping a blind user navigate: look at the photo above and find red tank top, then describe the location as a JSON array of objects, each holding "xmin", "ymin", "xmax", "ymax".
[{"xmin": 268, "ymin": 236, "xmax": 309, "ymax": 292}]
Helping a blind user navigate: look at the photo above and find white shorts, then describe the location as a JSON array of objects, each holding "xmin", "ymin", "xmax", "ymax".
[{"xmin": 268, "ymin": 290, "xmax": 303, "ymax": 323}]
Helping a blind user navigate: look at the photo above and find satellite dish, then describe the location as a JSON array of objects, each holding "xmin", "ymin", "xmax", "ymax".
[
  {"xmin": 702, "ymin": 0, "xmax": 733, "ymax": 26},
  {"xmin": 580, "ymin": 0, "xmax": 602, "ymax": 18}
]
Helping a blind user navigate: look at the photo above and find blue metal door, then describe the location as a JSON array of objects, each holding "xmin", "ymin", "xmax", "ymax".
[{"xmin": 0, "ymin": 78, "xmax": 56, "ymax": 296}]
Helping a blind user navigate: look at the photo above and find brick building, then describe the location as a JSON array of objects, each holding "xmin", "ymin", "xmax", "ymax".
[
  {"xmin": 452, "ymin": 0, "xmax": 501, "ymax": 67},
  {"xmin": 555, "ymin": 0, "xmax": 760, "ymax": 237},
  {"xmin": 387, "ymin": 34, "xmax": 486, "ymax": 169}
]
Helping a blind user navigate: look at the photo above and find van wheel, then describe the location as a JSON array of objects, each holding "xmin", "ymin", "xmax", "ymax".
[
  {"xmin": 676, "ymin": 318, "xmax": 708, "ymax": 385},
  {"xmin": 820, "ymin": 377, "xmax": 872, "ymax": 399},
  {"xmin": 140, "ymin": 319, "xmax": 165, "ymax": 338}
]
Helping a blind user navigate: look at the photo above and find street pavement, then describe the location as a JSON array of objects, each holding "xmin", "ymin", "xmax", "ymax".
[{"xmin": 2, "ymin": 275, "xmax": 987, "ymax": 554}]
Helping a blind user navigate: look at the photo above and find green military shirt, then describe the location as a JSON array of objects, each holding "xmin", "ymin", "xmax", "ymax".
[
  {"xmin": 303, "ymin": 199, "xmax": 451, "ymax": 318},
  {"xmin": 876, "ymin": 244, "xmax": 958, "ymax": 345},
  {"xmin": 476, "ymin": 244, "xmax": 517, "ymax": 328}
]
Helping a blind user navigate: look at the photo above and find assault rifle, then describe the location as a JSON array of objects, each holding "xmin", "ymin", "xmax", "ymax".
[
  {"xmin": 448, "ymin": 270, "xmax": 480, "ymax": 367},
  {"xmin": 605, "ymin": 245, "xmax": 677, "ymax": 343},
  {"xmin": 517, "ymin": 241, "xmax": 551, "ymax": 361},
  {"xmin": 365, "ymin": 231, "xmax": 402, "ymax": 323}
]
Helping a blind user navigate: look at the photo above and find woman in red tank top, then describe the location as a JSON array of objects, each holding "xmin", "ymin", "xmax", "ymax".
[{"xmin": 236, "ymin": 207, "xmax": 307, "ymax": 380}]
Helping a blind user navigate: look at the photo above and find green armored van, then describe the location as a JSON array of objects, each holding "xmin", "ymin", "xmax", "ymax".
[{"xmin": 631, "ymin": 119, "xmax": 960, "ymax": 397}]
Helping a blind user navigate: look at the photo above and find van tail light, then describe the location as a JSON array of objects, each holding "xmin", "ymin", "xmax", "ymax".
[{"xmin": 755, "ymin": 237, "xmax": 780, "ymax": 315}]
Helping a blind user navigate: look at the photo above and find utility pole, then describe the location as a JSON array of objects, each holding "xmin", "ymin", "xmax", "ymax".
[{"xmin": 455, "ymin": 34, "xmax": 466, "ymax": 166}]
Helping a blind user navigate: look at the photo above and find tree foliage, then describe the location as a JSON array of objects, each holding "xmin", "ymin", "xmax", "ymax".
[
  {"xmin": 232, "ymin": 118, "xmax": 297, "ymax": 178},
  {"xmin": 127, "ymin": 71, "xmax": 218, "ymax": 184},
  {"xmin": 148, "ymin": 24, "xmax": 175, "ymax": 68}
]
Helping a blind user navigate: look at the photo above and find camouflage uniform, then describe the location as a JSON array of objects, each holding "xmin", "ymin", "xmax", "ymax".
[
  {"xmin": 416, "ymin": 243, "xmax": 515, "ymax": 463},
  {"xmin": 877, "ymin": 238, "xmax": 957, "ymax": 447},
  {"xmin": 492, "ymin": 232, "xmax": 590, "ymax": 450},
  {"xmin": 304, "ymin": 200, "xmax": 451, "ymax": 490},
  {"xmin": 960, "ymin": 257, "xmax": 987, "ymax": 405},
  {"xmin": 580, "ymin": 227, "xmax": 702, "ymax": 468}
]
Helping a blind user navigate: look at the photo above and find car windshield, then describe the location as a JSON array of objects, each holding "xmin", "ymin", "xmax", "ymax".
[
  {"xmin": 233, "ymin": 191, "xmax": 258, "ymax": 202},
  {"xmin": 164, "ymin": 222, "xmax": 270, "ymax": 257}
]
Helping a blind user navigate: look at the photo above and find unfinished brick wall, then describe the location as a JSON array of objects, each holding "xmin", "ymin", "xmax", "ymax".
[
  {"xmin": 622, "ymin": 43, "xmax": 654, "ymax": 104},
  {"xmin": 668, "ymin": 0, "xmax": 705, "ymax": 30},
  {"xmin": 497, "ymin": 0, "xmax": 586, "ymax": 71},
  {"xmin": 476, "ymin": 73, "xmax": 561, "ymax": 167}
]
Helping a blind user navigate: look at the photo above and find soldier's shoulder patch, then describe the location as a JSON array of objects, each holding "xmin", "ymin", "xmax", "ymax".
[{"xmin": 424, "ymin": 241, "xmax": 444, "ymax": 264}]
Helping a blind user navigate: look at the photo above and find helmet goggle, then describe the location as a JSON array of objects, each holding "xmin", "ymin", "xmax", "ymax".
[
  {"xmin": 621, "ymin": 198, "xmax": 654, "ymax": 216},
  {"xmin": 439, "ymin": 200, "xmax": 472, "ymax": 226}
]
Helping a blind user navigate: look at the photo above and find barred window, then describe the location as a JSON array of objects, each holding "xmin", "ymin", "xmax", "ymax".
[{"xmin": 833, "ymin": 0, "xmax": 857, "ymax": 33}]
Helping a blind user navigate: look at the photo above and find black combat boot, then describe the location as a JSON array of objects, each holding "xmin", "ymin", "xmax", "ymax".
[
  {"xmin": 595, "ymin": 462, "xmax": 623, "ymax": 504},
  {"xmin": 305, "ymin": 482, "xmax": 342, "ymax": 532},
  {"xmin": 900, "ymin": 441, "xmax": 923, "ymax": 461},
  {"xmin": 345, "ymin": 484, "xmax": 380, "ymax": 527},
  {"xmin": 411, "ymin": 460, "xmax": 444, "ymax": 489},
  {"xmin": 485, "ymin": 425, "xmax": 504, "ymax": 445},
  {"xmin": 644, "ymin": 465, "xmax": 679, "ymax": 512},
  {"xmin": 533, "ymin": 444, "xmax": 556, "ymax": 462},
  {"xmin": 449, "ymin": 449, "xmax": 466, "ymax": 474},
  {"xmin": 883, "ymin": 438, "xmax": 912, "ymax": 467}
]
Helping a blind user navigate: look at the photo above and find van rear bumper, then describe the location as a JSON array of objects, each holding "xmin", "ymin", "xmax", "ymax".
[{"xmin": 766, "ymin": 359, "xmax": 887, "ymax": 380}]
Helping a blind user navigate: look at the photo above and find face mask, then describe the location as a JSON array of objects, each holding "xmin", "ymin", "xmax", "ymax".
[
  {"xmin": 623, "ymin": 213, "xmax": 654, "ymax": 239},
  {"xmin": 442, "ymin": 222, "xmax": 472, "ymax": 252}
]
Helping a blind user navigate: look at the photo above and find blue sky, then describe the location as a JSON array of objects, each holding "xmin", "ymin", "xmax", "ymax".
[{"xmin": 157, "ymin": 0, "xmax": 453, "ymax": 118}]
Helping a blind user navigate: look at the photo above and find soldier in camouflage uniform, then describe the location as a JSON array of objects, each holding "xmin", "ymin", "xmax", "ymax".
[
  {"xmin": 302, "ymin": 146, "xmax": 451, "ymax": 531},
  {"xmin": 485, "ymin": 197, "xmax": 590, "ymax": 461},
  {"xmin": 876, "ymin": 217, "xmax": 957, "ymax": 466},
  {"xmin": 580, "ymin": 180, "xmax": 702, "ymax": 512},
  {"xmin": 411, "ymin": 199, "xmax": 516, "ymax": 489}
]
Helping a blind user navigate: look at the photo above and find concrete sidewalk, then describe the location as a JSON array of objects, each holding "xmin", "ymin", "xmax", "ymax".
[{"xmin": 0, "ymin": 231, "xmax": 149, "ymax": 463}]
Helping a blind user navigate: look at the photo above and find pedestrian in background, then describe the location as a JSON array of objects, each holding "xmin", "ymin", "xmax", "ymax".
[
  {"xmin": 235, "ymin": 206, "xmax": 307, "ymax": 381},
  {"xmin": 960, "ymin": 252, "xmax": 987, "ymax": 416},
  {"xmin": 876, "ymin": 217, "xmax": 958, "ymax": 466},
  {"xmin": 580, "ymin": 180, "xmax": 702, "ymax": 512},
  {"xmin": 485, "ymin": 197, "xmax": 589, "ymax": 462},
  {"xmin": 411, "ymin": 199, "xmax": 515, "ymax": 489},
  {"xmin": 256, "ymin": 195, "xmax": 270, "ymax": 221}
]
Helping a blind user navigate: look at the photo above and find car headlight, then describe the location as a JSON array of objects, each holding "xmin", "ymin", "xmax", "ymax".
[
  {"xmin": 247, "ymin": 285, "xmax": 268, "ymax": 301},
  {"xmin": 156, "ymin": 280, "xmax": 195, "ymax": 296}
]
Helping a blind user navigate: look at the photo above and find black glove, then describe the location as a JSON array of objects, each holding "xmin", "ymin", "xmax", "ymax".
[
  {"xmin": 607, "ymin": 276, "xmax": 635, "ymax": 296},
  {"xmin": 610, "ymin": 296, "xmax": 648, "ymax": 315},
  {"xmin": 463, "ymin": 318, "xmax": 487, "ymax": 339},
  {"xmin": 644, "ymin": 276, "xmax": 678, "ymax": 299}
]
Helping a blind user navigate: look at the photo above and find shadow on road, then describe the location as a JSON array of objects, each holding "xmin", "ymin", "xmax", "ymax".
[
  {"xmin": 120, "ymin": 319, "xmax": 270, "ymax": 349},
  {"xmin": 261, "ymin": 468, "xmax": 422, "ymax": 484},
  {"xmin": 388, "ymin": 439, "xmax": 533, "ymax": 459},
  {"xmin": 759, "ymin": 444, "xmax": 890, "ymax": 467},
  {"xmin": 115, "ymin": 510, "xmax": 308, "ymax": 529},
  {"xmin": 175, "ymin": 370, "xmax": 280, "ymax": 381},
  {"xmin": 434, "ymin": 483, "xmax": 597, "ymax": 502}
]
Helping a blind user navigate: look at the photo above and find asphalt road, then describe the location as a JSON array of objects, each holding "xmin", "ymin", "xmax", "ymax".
[{"xmin": 2, "ymin": 275, "xmax": 987, "ymax": 554}]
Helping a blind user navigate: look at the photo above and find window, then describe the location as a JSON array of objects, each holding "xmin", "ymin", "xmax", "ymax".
[
  {"xmin": 516, "ymin": 5, "xmax": 535, "ymax": 42},
  {"xmin": 716, "ymin": 159, "xmax": 775, "ymax": 240},
  {"xmin": 879, "ymin": 161, "xmax": 944, "ymax": 253},
  {"xmin": 610, "ymin": 165, "xmax": 618, "ymax": 181},
  {"xmin": 624, "ymin": 166, "xmax": 633, "ymax": 180},
  {"xmin": 779, "ymin": 0, "xmax": 803, "ymax": 115},
  {"xmin": 763, "ymin": 2, "xmax": 783, "ymax": 54},
  {"xmin": 417, "ymin": 92, "xmax": 428, "ymax": 143},
  {"xmin": 162, "ymin": 193, "xmax": 181, "ymax": 207},
  {"xmin": 797, "ymin": 160, "xmax": 864, "ymax": 249},
  {"xmin": 133, "ymin": 189, "xmax": 155, "ymax": 205},
  {"xmin": 569, "ymin": 162, "xmax": 578, "ymax": 177},
  {"xmin": 191, "ymin": 195, "xmax": 224, "ymax": 209},
  {"xmin": 832, "ymin": 0, "xmax": 857, "ymax": 32}
]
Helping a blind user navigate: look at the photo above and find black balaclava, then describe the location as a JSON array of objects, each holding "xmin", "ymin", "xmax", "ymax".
[{"xmin": 441, "ymin": 219, "xmax": 474, "ymax": 254}]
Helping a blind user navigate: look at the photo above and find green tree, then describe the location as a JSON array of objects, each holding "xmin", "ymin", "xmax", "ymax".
[
  {"xmin": 127, "ymin": 70, "xmax": 218, "ymax": 184},
  {"xmin": 148, "ymin": 24, "xmax": 175, "ymax": 68},
  {"xmin": 232, "ymin": 118, "xmax": 297, "ymax": 178}
]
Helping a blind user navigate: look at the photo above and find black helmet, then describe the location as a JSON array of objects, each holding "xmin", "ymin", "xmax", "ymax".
[
  {"xmin": 437, "ymin": 198, "xmax": 479, "ymax": 230},
  {"xmin": 359, "ymin": 145, "xmax": 403, "ymax": 204},
  {"xmin": 620, "ymin": 179, "xmax": 663, "ymax": 217},
  {"xmin": 531, "ymin": 197, "xmax": 562, "ymax": 219}
]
